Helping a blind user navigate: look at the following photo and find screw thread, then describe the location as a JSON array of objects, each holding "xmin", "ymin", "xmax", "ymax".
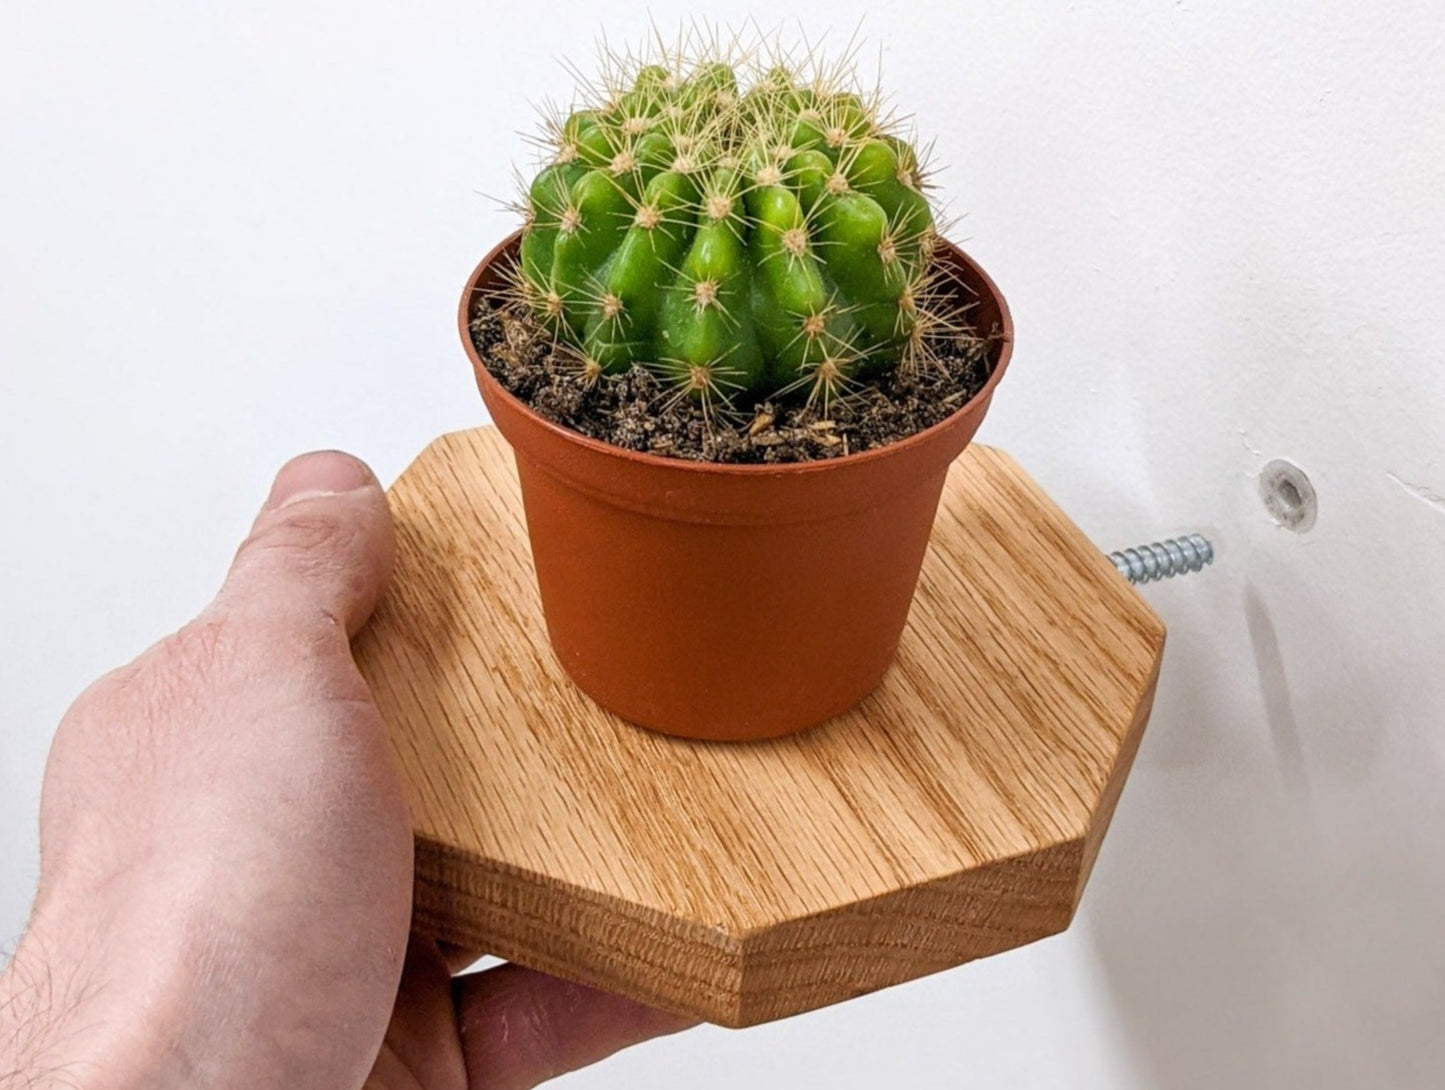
[{"xmin": 1108, "ymin": 534, "xmax": 1214, "ymax": 585}]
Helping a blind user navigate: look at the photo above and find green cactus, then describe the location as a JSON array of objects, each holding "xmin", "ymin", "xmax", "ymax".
[{"xmin": 514, "ymin": 41, "xmax": 948, "ymax": 412}]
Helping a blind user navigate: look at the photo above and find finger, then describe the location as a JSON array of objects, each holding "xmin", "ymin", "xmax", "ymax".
[
  {"xmin": 455, "ymin": 965, "xmax": 696, "ymax": 1090},
  {"xmin": 217, "ymin": 450, "xmax": 395, "ymax": 636},
  {"xmin": 366, "ymin": 938, "xmax": 467, "ymax": 1090}
]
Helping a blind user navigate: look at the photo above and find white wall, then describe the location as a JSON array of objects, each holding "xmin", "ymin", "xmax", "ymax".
[{"xmin": 3, "ymin": 2, "xmax": 1442, "ymax": 1086}]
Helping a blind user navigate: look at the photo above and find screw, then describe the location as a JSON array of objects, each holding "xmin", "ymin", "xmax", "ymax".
[{"xmin": 1107, "ymin": 534, "xmax": 1215, "ymax": 585}]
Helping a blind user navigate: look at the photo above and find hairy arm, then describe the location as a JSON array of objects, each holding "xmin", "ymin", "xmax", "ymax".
[{"xmin": 0, "ymin": 926, "xmax": 103, "ymax": 1089}]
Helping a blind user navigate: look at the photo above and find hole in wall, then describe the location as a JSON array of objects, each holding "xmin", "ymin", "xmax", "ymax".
[{"xmin": 1260, "ymin": 459, "xmax": 1317, "ymax": 532}]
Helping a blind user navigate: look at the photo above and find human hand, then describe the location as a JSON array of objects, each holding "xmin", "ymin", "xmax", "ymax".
[{"xmin": 0, "ymin": 451, "xmax": 692, "ymax": 1089}]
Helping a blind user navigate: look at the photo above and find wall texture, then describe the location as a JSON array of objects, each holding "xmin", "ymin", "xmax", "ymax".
[{"xmin": 2, "ymin": 2, "xmax": 1441, "ymax": 1087}]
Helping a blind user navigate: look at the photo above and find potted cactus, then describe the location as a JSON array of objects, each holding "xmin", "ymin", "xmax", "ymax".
[{"xmin": 460, "ymin": 34, "xmax": 1013, "ymax": 742}]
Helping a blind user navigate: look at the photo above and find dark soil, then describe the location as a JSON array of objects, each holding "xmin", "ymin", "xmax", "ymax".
[{"xmin": 469, "ymin": 302, "xmax": 1003, "ymax": 464}]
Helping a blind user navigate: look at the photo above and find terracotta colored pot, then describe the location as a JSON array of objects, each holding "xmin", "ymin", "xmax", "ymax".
[{"xmin": 459, "ymin": 232, "xmax": 1013, "ymax": 742}]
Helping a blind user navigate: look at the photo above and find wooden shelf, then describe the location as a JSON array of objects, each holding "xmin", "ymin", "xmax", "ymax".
[{"xmin": 354, "ymin": 427, "xmax": 1165, "ymax": 1026}]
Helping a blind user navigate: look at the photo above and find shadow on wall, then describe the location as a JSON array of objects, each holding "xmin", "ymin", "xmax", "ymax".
[{"xmin": 1081, "ymin": 568, "xmax": 1445, "ymax": 1089}]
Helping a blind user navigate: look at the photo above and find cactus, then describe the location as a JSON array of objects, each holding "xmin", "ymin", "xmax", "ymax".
[{"xmin": 513, "ymin": 37, "xmax": 957, "ymax": 413}]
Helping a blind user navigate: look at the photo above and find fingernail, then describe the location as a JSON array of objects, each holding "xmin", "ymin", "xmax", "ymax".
[{"xmin": 266, "ymin": 450, "xmax": 378, "ymax": 510}]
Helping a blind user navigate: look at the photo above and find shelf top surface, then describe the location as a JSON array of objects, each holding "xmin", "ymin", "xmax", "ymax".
[{"xmin": 355, "ymin": 427, "xmax": 1165, "ymax": 935}]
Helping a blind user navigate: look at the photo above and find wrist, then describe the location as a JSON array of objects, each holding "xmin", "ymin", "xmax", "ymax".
[
  {"xmin": 1, "ymin": 889, "xmax": 194, "ymax": 1090},
  {"xmin": 0, "ymin": 931, "xmax": 73, "ymax": 1089}
]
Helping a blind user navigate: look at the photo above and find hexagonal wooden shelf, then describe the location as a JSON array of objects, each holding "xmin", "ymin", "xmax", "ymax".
[{"xmin": 353, "ymin": 427, "xmax": 1165, "ymax": 1027}]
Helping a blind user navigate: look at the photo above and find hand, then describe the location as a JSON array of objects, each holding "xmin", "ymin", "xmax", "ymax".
[{"xmin": 0, "ymin": 451, "xmax": 692, "ymax": 1089}]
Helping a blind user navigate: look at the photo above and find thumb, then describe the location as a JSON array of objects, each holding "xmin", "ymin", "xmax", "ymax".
[{"xmin": 217, "ymin": 450, "xmax": 395, "ymax": 636}]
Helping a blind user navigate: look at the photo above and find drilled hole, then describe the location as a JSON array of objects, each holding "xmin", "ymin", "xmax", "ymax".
[{"xmin": 1260, "ymin": 460, "xmax": 1317, "ymax": 532}]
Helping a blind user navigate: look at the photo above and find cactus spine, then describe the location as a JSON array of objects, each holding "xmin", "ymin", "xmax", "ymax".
[{"xmin": 515, "ymin": 37, "xmax": 954, "ymax": 411}]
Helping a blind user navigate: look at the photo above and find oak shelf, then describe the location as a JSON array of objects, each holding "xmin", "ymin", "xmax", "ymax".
[{"xmin": 354, "ymin": 427, "xmax": 1165, "ymax": 1026}]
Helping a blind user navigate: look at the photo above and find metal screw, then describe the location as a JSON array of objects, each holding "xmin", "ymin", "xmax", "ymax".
[{"xmin": 1107, "ymin": 534, "xmax": 1215, "ymax": 584}]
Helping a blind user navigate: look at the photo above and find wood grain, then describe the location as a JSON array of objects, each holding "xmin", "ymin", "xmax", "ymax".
[{"xmin": 353, "ymin": 427, "xmax": 1165, "ymax": 1026}]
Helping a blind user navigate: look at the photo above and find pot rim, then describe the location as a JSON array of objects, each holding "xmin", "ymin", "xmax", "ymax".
[{"xmin": 458, "ymin": 230, "xmax": 1013, "ymax": 478}]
